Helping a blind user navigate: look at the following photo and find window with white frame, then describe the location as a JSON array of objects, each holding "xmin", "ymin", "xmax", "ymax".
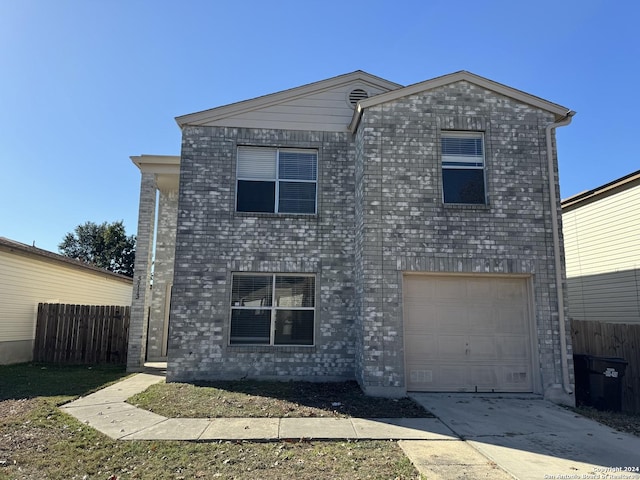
[
  {"xmin": 236, "ymin": 147, "xmax": 318, "ymax": 214},
  {"xmin": 441, "ymin": 132, "xmax": 486, "ymax": 204},
  {"xmin": 230, "ymin": 273, "xmax": 315, "ymax": 346}
]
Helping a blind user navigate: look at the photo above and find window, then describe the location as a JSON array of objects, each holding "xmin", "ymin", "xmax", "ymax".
[
  {"xmin": 230, "ymin": 273, "xmax": 315, "ymax": 346},
  {"xmin": 236, "ymin": 147, "xmax": 317, "ymax": 214},
  {"xmin": 441, "ymin": 132, "xmax": 486, "ymax": 204}
]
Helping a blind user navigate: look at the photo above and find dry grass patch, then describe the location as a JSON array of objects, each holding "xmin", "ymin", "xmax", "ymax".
[
  {"xmin": 573, "ymin": 406, "xmax": 640, "ymax": 437},
  {"xmin": 128, "ymin": 380, "xmax": 432, "ymax": 419},
  {"xmin": 0, "ymin": 365, "xmax": 424, "ymax": 480}
]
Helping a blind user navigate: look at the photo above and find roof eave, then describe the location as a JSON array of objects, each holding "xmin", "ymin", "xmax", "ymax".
[
  {"xmin": 0, "ymin": 237, "xmax": 134, "ymax": 283},
  {"xmin": 348, "ymin": 71, "xmax": 571, "ymax": 132},
  {"xmin": 176, "ymin": 70, "xmax": 402, "ymax": 128},
  {"xmin": 130, "ymin": 154, "xmax": 181, "ymax": 174},
  {"xmin": 561, "ymin": 169, "xmax": 640, "ymax": 211}
]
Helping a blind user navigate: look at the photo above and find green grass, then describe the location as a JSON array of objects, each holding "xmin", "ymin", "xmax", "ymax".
[
  {"xmin": 0, "ymin": 364, "xmax": 423, "ymax": 480},
  {"xmin": 0, "ymin": 362, "xmax": 129, "ymax": 402},
  {"xmin": 128, "ymin": 380, "xmax": 432, "ymax": 419}
]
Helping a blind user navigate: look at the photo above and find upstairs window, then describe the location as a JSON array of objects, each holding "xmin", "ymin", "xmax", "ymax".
[
  {"xmin": 230, "ymin": 273, "xmax": 315, "ymax": 346},
  {"xmin": 441, "ymin": 132, "xmax": 486, "ymax": 204},
  {"xmin": 236, "ymin": 147, "xmax": 317, "ymax": 214}
]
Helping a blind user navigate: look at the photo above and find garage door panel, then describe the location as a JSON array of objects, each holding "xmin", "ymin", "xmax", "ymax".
[
  {"xmin": 404, "ymin": 276, "xmax": 437, "ymax": 299},
  {"xmin": 496, "ymin": 309, "xmax": 526, "ymax": 332},
  {"xmin": 502, "ymin": 366, "xmax": 531, "ymax": 389},
  {"xmin": 496, "ymin": 336, "xmax": 529, "ymax": 359},
  {"xmin": 436, "ymin": 305, "xmax": 470, "ymax": 332},
  {"xmin": 468, "ymin": 365, "xmax": 499, "ymax": 389},
  {"xmin": 467, "ymin": 335, "xmax": 497, "ymax": 360},
  {"xmin": 407, "ymin": 364, "xmax": 434, "ymax": 387},
  {"xmin": 405, "ymin": 335, "xmax": 438, "ymax": 361},
  {"xmin": 496, "ymin": 280, "xmax": 525, "ymax": 300},
  {"xmin": 404, "ymin": 274, "xmax": 533, "ymax": 393},
  {"xmin": 466, "ymin": 278, "xmax": 493, "ymax": 299},
  {"xmin": 404, "ymin": 308, "xmax": 439, "ymax": 333},
  {"xmin": 436, "ymin": 335, "xmax": 469, "ymax": 359},
  {"xmin": 434, "ymin": 278, "xmax": 465, "ymax": 300},
  {"xmin": 437, "ymin": 365, "xmax": 472, "ymax": 391},
  {"xmin": 467, "ymin": 306, "xmax": 497, "ymax": 332}
]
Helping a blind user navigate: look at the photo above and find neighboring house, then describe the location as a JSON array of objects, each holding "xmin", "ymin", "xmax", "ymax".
[
  {"xmin": 0, "ymin": 237, "xmax": 133, "ymax": 364},
  {"xmin": 562, "ymin": 170, "xmax": 640, "ymax": 324},
  {"xmin": 128, "ymin": 70, "xmax": 575, "ymax": 403}
]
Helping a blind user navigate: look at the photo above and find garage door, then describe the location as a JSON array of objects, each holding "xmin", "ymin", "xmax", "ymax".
[{"xmin": 404, "ymin": 274, "xmax": 533, "ymax": 392}]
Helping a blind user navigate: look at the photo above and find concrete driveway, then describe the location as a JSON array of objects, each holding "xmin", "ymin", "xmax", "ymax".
[{"xmin": 408, "ymin": 393, "xmax": 640, "ymax": 480}]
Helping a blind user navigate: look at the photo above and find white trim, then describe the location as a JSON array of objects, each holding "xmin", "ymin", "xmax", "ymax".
[{"xmin": 130, "ymin": 155, "xmax": 180, "ymax": 174}]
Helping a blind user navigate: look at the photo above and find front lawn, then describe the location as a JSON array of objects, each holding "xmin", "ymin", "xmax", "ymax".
[
  {"xmin": 127, "ymin": 380, "xmax": 432, "ymax": 419},
  {"xmin": 0, "ymin": 364, "xmax": 422, "ymax": 480}
]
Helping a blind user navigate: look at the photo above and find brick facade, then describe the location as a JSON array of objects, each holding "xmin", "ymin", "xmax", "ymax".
[
  {"xmin": 127, "ymin": 172, "xmax": 157, "ymax": 371},
  {"xmin": 166, "ymin": 128, "xmax": 358, "ymax": 381},
  {"xmin": 353, "ymin": 81, "xmax": 570, "ymax": 396},
  {"xmin": 132, "ymin": 73, "xmax": 572, "ymax": 402}
]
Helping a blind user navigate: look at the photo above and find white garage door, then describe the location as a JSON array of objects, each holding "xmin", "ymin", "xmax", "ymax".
[{"xmin": 404, "ymin": 274, "xmax": 533, "ymax": 392}]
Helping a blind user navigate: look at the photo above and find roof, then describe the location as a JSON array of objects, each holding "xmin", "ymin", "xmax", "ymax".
[
  {"xmin": 561, "ymin": 169, "xmax": 640, "ymax": 212},
  {"xmin": 349, "ymin": 70, "xmax": 572, "ymax": 132},
  {"xmin": 175, "ymin": 70, "xmax": 402, "ymax": 128},
  {"xmin": 0, "ymin": 237, "xmax": 133, "ymax": 283}
]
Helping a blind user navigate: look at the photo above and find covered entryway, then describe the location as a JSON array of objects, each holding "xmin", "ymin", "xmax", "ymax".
[{"xmin": 404, "ymin": 274, "xmax": 534, "ymax": 392}]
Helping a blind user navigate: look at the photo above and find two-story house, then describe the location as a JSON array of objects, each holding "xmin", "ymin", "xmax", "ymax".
[{"xmin": 127, "ymin": 70, "xmax": 575, "ymax": 404}]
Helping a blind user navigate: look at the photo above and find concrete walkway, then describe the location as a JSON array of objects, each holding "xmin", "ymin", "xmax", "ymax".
[
  {"xmin": 60, "ymin": 373, "xmax": 640, "ymax": 480},
  {"xmin": 59, "ymin": 373, "xmax": 455, "ymax": 442}
]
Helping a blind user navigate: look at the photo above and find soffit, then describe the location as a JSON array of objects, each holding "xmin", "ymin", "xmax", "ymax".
[
  {"xmin": 131, "ymin": 155, "xmax": 180, "ymax": 174},
  {"xmin": 130, "ymin": 155, "xmax": 181, "ymax": 193}
]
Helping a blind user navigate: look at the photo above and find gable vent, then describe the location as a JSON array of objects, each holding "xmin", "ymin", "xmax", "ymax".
[{"xmin": 348, "ymin": 88, "xmax": 369, "ymax": 107}]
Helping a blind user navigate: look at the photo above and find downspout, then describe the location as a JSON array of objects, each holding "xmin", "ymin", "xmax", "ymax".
[{"xmin": 545, "ymin": 110, "xmax": 575, "ymax": 395}]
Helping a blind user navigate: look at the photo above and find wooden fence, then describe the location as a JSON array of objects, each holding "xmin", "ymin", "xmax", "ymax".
[
  {"xmin": 571, "ymin": 319, "xmax": 640, "ymax": 413},
  {"xmin": 34, "ymin": 303, "xmax": 130, "ymax": 365}
]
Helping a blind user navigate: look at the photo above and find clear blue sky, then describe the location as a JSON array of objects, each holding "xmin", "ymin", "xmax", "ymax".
[{"xmin": 1, "ymin": 0, "xmax": 638, "ymax": 253}]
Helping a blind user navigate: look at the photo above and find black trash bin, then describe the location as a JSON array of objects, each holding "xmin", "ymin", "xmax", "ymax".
[{"xmin": 573, "ymin": 354, "xmax": 628, "ymax": 412}]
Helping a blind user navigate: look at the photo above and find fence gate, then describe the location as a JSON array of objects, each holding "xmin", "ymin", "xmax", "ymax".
[{"xmin": 33, "ymin": 303, "xmax": 130, "ymax": 364}]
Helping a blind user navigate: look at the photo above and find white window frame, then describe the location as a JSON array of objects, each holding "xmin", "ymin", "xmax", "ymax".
[
  {"xmin": 441, "ymin": 131, "xmax": 487, "ymax": 204},
  {"xmin": 229, "ymin": 273, "xmax": 316, "ymax": 346},
  {"xmin": 236, "ymin": 147, "xmax": 318, "ymax": 214}
]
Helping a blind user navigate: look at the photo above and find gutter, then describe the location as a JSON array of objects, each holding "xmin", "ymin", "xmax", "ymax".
[{"xmin": 545, "ymin": 110, "xmax": 576, "ymax": 395}]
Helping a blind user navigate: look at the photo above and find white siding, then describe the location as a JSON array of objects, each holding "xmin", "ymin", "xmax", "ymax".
[
  {"xmin": 0, "ymin": 250, "xmax": 132, "ymax": 342},
  {"xmin": 567, "ymin": 270, "xmax": 640, "ymax": 323},
  {"xmin": 562, "ymin": 184, "xmax": 640, "ymax": 323},
  {"xmin": 563, "ymin": 185, "xmax": 640, "ymax": 277},
  {"xmin": 203, "ymin": 83, "xmax": 391, "ymax": 132}
]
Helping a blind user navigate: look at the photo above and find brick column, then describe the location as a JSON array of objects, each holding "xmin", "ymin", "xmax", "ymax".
[
  {"xmin": 146, "ymin": 188, "xmax": 178, "ymax": 361},
  {"xmin": 127, "ymin": 172, "xmax": 157, "ymax": 371}
]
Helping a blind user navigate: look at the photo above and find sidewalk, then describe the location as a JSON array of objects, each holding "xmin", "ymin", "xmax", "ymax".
[
  {"xmin": 57, "ymin": 372, "xmax": 540, "ymax": 478},
  {"xmin": 60, "ymin": 372, "xmax": 640, "ymax": 480},
  {"xmin": 59, "ymin": 372, "xmax": 456, "ymax": 442}
]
